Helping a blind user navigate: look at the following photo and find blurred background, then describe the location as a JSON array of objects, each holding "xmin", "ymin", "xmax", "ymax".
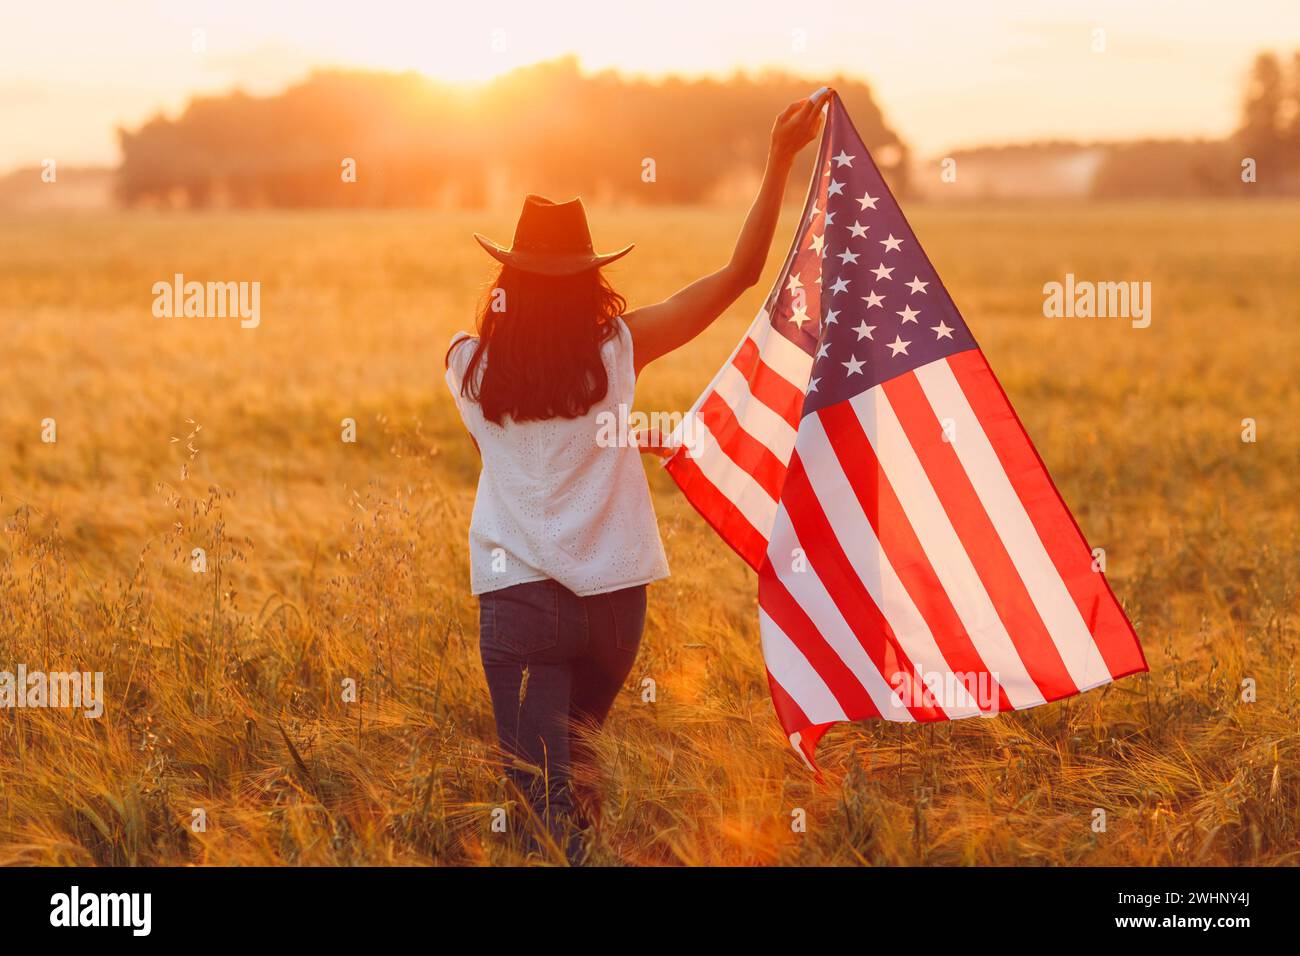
[{"xmin": 3, "ymin": 0, "xmax": 1300, "ymax": 210}]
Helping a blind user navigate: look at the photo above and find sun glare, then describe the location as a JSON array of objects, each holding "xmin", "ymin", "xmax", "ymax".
[{"xmin": 331, "ymin": 8, "xmax": 555, "ymax": 85}]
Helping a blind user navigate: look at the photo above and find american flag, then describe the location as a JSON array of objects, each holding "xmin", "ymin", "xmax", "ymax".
[{"xmin": 664, "ymin": 94, "xmax": 1148, "ymax": 769}]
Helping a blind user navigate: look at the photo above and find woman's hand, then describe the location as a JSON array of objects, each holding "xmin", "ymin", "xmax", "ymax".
[
  {"xmin": 631, "ymin": 428, "xmax": 674, "ymax": 459},
  {"xmin": 622, "ymin": 88, "xmax": 831, "ymax": 374},
  {"xmin": 769, "ymin": 92, "xmax": 829, "ymax": 166}
]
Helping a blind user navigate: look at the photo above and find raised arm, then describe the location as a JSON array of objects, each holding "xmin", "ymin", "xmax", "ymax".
[{"xmin": 624, "ymin": 93, "xmax": 827, "ymax": 375}]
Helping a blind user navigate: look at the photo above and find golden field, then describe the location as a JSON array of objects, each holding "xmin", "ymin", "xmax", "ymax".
[{"xmin": 0, "ymin": 200, "xmax": 1296, "ymax": 866}]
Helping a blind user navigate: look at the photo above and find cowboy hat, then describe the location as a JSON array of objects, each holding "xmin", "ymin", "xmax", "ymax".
[{"xmin": 474, "ymin": 195, "xmax": 633, "ymax": 276}]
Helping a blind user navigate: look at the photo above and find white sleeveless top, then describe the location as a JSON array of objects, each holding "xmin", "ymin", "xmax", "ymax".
[{"xmin": 444, "ymin": 318, "xmax": 670, "ymax": 596}]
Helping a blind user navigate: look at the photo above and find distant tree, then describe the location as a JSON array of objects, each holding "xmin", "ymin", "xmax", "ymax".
[
  {"xmin": 1091, "ymin": 139, "xmax": 1238, "ymax": 198},
  {"xmin": 1237, "ymin": 51, "xmax": 1290, "ymax": 192},
  {"xmin": 1286, "ymin": 52, "xmax": 1300, "ymax": 152},
  {"xmin": 116, "ymin": 60, "xmax": 908, "ymax": 209}
]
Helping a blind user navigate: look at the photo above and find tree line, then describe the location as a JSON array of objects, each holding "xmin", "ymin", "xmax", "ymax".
[
  {"xmin": 924, "ymin": 50, "xmax": 1300, "ymax": 200},
  {"xmin": 1091, "ymin": 50, "xmax": 1300, "ymax": 197},
  {"xmin": 116, "ymin": 58, "xmax": 908, "ymax": 208},
  {"xmin": 115, "ymin": 50, "xmax": 1300, "ymax": 207}
]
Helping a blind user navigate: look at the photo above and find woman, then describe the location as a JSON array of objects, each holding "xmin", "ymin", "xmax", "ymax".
[{"xmin": 445, "ymin": 95, "xmax": 825, "ymax": 861}]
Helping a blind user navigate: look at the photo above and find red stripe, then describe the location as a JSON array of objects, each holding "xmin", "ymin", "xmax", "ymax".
[
  {"xmin": 664, "ymin": 450, "xmax": 768, "ymax": 571},
  {"xmin": 698, "ymin": 390, "xmax": 787, "ymax": 501},
  {"xmin": 780, "ymin": 453, "xmax": 947, "ymax": 721},
  {"xmin": 732, "ymin": 338, "xmax": 805, "ymax": 429},
  {"xmin": 764, "ymin": 671, "xmax": 830, "ymax": 771},
  {"xmin": 816, "ymin": 402, "xmax": 1014, "ymax": 714},
  {"xmin": 758, "ymin": 559, "xmax": 882, "ymax": 720},
  {"xmin": 946, "ymin": 351, "xmax": 1148, "ymax": 679},
  {"xmin": 765, "ymin": 670, "xmax": 813, "ymax": 739},
  {"xmin": 883, "ymin": 372, "xmax": 1079, "ymax": 701},
  {"xmin": 763, "ymin": 671, "xmax": 831, "ymax": 773}
]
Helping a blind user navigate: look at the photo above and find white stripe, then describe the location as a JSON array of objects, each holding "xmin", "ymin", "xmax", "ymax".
[
  {"xmin": 767, "ymin": 505, "xmax": 915, "ymax": 721},
  {"xmin": 675, "ymin": 309, "xmax": 772, "ymax": 422},
  {"xmin": 668, "ymin": 307, "xmax": 810, "ymax": 456},
  {"xmin": 687, "ymin": 419, "xmax": 778, "ymax": 538},
  {"xmin": 797, "ymin": 414, "xmax": 986, "ymax": 718},
  {"xmin": 712, "ymin": 363, "xmax": 798, "ymax": 463},
  {"xmin": 758, "ymin": 608, "xmax": 848, "ymax": 726},
  {"xmin": 849, "ymin": 385, "xmax": 1046, "ymax": 709},
  {"xmin": 915, "ymin": 360, "xmax": 1111, "ymax": 690},
  {"xmin": 751, "ymin": 317, "xmax": 815, "ymax": 387}
]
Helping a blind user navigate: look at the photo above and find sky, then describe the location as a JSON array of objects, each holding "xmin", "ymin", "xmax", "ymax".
[{"xmin": 3, "ymin": 0, "xmax": 1299, "ymax": 172}]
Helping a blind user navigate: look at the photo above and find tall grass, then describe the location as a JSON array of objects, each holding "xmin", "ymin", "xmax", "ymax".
[{"xmin": 0, "ymin": 202, "xmax": 1295, "ymax": 865}]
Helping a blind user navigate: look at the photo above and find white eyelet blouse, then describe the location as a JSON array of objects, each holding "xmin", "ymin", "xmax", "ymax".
[{"xmin": 444, "ymin": 318, "xmax": 670, "ymax": 596}]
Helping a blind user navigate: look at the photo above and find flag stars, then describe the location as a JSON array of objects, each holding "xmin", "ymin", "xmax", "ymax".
[{"xmin": 754, "ymin": 126, "xmax": 969, "ymax": 405}]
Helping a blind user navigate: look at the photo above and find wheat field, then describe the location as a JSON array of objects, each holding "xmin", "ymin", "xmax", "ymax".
[{"xmin": 0, "ymin": 200, "xmax": 1296, "ymax": 866}]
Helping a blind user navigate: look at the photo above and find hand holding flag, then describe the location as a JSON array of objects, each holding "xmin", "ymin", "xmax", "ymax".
[{"xmin": 769, "ymin": 91, "xmax": 829, "ymax": 166}]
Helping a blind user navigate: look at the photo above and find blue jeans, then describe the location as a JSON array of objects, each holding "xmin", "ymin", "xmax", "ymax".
[{"xmin": 478, "ymin": 579, "xmax": 646, "ymax": 857}]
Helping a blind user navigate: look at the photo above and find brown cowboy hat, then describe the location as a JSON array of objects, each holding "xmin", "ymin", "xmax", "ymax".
[{"xmin": 474, "ymin": 195, "xmax": 633, "ymax": 276}]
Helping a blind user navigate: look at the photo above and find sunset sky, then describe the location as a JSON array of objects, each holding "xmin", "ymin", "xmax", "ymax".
[{"xmin": 4, "ymin": 0, "xmax": 1299, "ymax": 172}]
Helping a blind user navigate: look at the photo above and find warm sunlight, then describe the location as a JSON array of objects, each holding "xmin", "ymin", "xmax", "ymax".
[
  {"xmin": 333, "ymin": 8, "xmax": 543, "ymax": 83},
  {"xmin": 6, "ymin": 0, "xmax": 1300, "ymax": 170}
]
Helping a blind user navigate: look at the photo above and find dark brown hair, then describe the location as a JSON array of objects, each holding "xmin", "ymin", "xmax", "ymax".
[{"xmin": 461, "ymin": 264, "xmax": 627, "ymax": 425}]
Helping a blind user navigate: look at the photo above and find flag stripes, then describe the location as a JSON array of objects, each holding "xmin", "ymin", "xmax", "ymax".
[
  {"xmin": 883, "ymin": 371, "xmax": 1080, "ymax": 700},
  {"xmin": 913, "ymin": 361, "xmax": 1116, "ymax": 691},
  {"xmin": 707, "ymin": 366, "xmax": 798, "ymax": 474},
  {"xmin": 797, "ymin": 412, "xmax": 992, "ymax": 719},
  {"xmin": 732, "ymin": 337, "xmax": 806, "ymax": 428},
  {"xmin": 758, "ymin": 578, "xmax": 875, "ymax": 722},
  {"xmin": 946, "ymin": 349, "xmax": 1147, "ymax": 679},
  {"xmin": 753, "ymin": 358, "xmax": 1148, "ymax": 742},
  {"xmin": 816, "ymin": 400, "xmax": 1016, "ymax": 715},
  {"xmin": 841, "ymin": 379, "xmax": 1048, "ymax": 710},
  {"xmin": 765, "ymin": 489, "xmax": 921, "ymax": 721},
  {"xmin": 666, "ymin": 451, "xmax": 769, "ymax": 569},
  {"xmin": 665, "ymin": 309, "xmax": 813, "ymax": 571},
  {"xmin": 665, "ymin": 93, "xmax": 1145, "ymax": 766}
]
